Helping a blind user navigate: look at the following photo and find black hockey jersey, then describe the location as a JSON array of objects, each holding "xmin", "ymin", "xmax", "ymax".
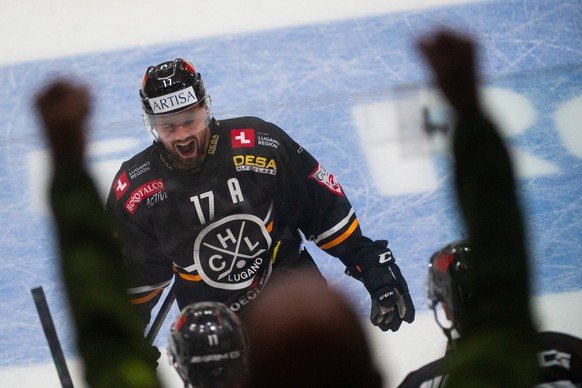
[
  {"xmin": 107, "ymin": 116, "xmax": 378, "ymax": 325},
  {"xmin": 397, "ymin": 331, "xmax": 582, "ymax": 388}
]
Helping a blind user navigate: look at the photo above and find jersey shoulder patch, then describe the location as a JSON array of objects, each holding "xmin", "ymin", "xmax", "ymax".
[{"xmin": 309, "ymin": 163, "xmax": 344, "ymax": 195}]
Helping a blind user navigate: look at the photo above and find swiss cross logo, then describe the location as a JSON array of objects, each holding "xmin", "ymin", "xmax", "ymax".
[
  {"xmin": 114, "ymin": 171, "xmax": 130, "ymax": 200},
  {"xmin": 309, "ymin": 163, "xmax": 344, "ymax": 196},
  {"xmin": 231, "ymin": 129, "xmax": 255, "ymax": 148}
]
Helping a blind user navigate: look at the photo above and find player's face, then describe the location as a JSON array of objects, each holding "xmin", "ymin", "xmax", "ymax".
[{"xmin": 152, "ymin": 104, "xmax": 211, "ymax": 170}]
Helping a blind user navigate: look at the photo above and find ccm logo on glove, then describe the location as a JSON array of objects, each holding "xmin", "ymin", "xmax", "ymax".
[
  {"xmin": 379, "ymin": 291, "xmax": 395, "ymax": 301},
  {"xmin": 378, "ymin": 251, "xmax": 393, "ymax": 264}
]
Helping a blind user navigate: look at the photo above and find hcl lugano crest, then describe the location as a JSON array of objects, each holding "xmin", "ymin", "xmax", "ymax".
[{"xmin": 191, "ymin": 214, "xmax": 272, "ymax": 290}]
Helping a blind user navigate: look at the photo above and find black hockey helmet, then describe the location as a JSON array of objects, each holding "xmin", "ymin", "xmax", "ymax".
[
  {"xmin": 140, "ymin": 58, "xmax": 207, "ymax": 115},
  {"xmin": 168, "ymin": 301, "xmax": 248, "ymax": 388},
  {"xmin": 426, "ymin": 240, "xmax": 471, "ymax": 333},
  {"xmin": 139, "ymin": 58, "xmax": 211, "ymax": 141}
]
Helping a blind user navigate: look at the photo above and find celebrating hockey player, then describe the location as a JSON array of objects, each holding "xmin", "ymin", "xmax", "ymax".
[
  {"xmin": 106, "ymin": 58, "xmax": 415, "ymax": 354},
  {"xmin": 168, "ymin": 301, "xmax": 248, "ymax": 388}
]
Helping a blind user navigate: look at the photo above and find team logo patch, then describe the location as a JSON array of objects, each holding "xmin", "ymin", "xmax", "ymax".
[
  {"xmin": 231, "ymin": 129, "xmax": 255, "ymax": 148},
  {"xmin": 189, "ymin": 214, "xmax": 272, "ymax": 290},
  {"xmin": 309, "ymin": 163, "xmax": 344, "ymax": 195},
  {"xmin": 124, "ymin": 179, "xmax": 165, "ymax": 214},
  {"xmin": 114, "ymin": 171, "xmax": 130, "ymax": 200}
]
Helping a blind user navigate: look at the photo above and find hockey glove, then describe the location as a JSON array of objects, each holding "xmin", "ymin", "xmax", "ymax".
[{"xmin": 346, "ymin": 241, "xmax": 415, "ymax": 332}]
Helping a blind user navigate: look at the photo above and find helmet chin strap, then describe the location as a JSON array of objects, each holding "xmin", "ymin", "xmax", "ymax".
[
  {"xmin": 433, "ymin": 306, "xmax": 454, "ymax": 342},
  {"xmin": 431, "ymin": 303, "xmax": 461, "ymax": 352}
]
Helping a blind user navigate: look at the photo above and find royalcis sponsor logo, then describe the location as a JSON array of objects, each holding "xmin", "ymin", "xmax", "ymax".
[
  {"xmin": 233, "ymin": 154, "xmax": 277, "ymax": 175},
  {"xmin": 148, "ymin": 86, "xmax": 197, "ymax": 114},
  {"xmin": 124, "ymin": 179, "xmax": 165, "ymax": 214}
]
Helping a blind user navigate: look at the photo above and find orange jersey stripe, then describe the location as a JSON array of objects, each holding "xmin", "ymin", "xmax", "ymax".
[
  {"xmin": 318, "ymin": 218, "xmax": 359, "ymax": 250},
  {"xmin": 130, "ymin": 287, "xmax": 164, "ymax": 305},
  {"xmin": 176, "ymin": 272, "xmax": 202, "ymax": 281},
  {"xmin": 172, "ymin": 264, "xmax": 202, "ymax": 281}
]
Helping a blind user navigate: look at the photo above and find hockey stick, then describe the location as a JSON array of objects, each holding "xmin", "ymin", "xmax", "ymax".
[
  {"xmin": 31, "ymin": 286, "xmax": 74, "ymax": 388},
  {"xmin": 145, "ymin": 283, "xmax": 176, "ymax": 345}
]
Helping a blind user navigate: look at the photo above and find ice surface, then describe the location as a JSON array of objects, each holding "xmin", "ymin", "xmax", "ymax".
[{"xmin": 1, "ymin": 0, "xmax": 581, "ymax": 387}]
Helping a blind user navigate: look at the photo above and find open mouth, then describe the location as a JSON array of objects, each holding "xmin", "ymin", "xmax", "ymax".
[{"xmin": 175, "ymin": 139, "xmax": 197, "ymax": 158}]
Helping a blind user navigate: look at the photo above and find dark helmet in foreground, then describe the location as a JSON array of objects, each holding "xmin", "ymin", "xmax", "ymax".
[
  {"xmin": 168, "ymin": 301, "xmax": 248, "ymax": 388},
  {"xmin": 139, "ymin": 58, "xmax": 210, "ymax": 140},
  {"xmin": 426, "ymin": 240, "xmax": 471, "ymax": 337}
]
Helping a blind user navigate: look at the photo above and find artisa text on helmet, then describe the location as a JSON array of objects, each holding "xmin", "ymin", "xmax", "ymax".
[{"xmin": 148, "ymin": 86, "xmax": 198, "ymax": 114}]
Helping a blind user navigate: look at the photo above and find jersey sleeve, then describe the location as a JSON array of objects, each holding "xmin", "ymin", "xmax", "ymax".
[
  {"xmin": 106, "ymin": 169, "xmax": 174, "ymax": 328},
  {"xmin": 270, "ymin": 123, "xmax": 380, "ymax": 266}
]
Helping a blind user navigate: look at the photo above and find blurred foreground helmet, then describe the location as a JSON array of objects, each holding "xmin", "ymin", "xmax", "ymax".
[
  {"xmin": 139, "ymin": 58, "xmax": 209, "ymax": 140},
  {"xmin": 426, "ymin": 240, "xmax": 471, "ymax": 332},
  {"xmin": 168, "ymin": 301, "xmax": 248, "ymax": 388}
]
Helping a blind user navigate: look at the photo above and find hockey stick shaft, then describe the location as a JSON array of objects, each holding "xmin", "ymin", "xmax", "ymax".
[
  {"xmin": 145, "ymin": 283, "xmax": 176, "ymax": 345},
  {"xmin": 31, "ymin": 287, "xmax": 74, "ymax": 388}
]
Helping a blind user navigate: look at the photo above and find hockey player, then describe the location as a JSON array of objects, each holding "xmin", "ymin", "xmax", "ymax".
[
  {"xmin": 398, "ymin": 241, "xmax": 582, "ymax": 387},
  {"xmin": 106, "ymin": 59, "xmax": 415, "ymax": 348},
  {"xmin": 168, "ymin": 301, "xmax": 248, "ymax": 388}
]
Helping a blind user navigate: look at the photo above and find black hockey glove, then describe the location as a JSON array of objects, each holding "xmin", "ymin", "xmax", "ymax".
[{"xmin": 346, "ymin": 241, "xmax": 415, "ymax": 332}]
